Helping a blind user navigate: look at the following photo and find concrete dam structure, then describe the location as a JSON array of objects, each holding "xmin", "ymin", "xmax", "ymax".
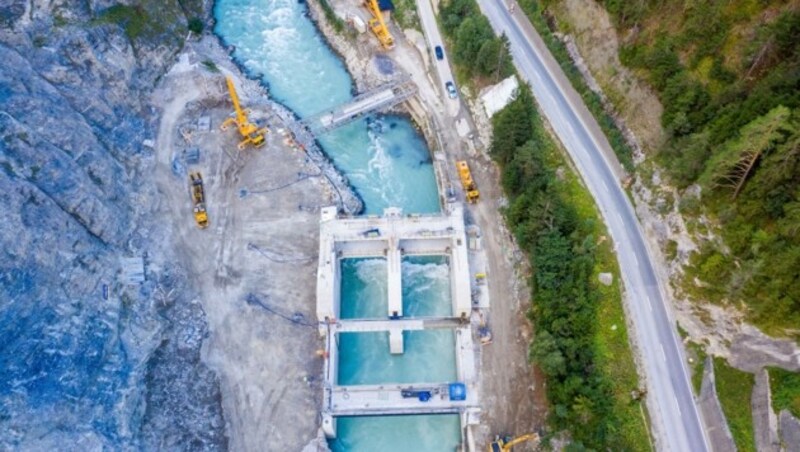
[{"xmin": 316, "ymin": 205, "xmax": 480, "ymax": 439}]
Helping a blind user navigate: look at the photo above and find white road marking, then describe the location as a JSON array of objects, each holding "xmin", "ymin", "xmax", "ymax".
[
  {"xmin": 647, "ymin": 296, "xmax": 653, "ymax": 313},
  {"xmin": 674, "ymin": 395, "xmax": 683, "ymax": 416},
  {"xmin": 600, "ymin": 179, "xmax": 609, "ymax": 193},
  {"xmin": 661, "ymin": 344, "xmax": 667, "ymax": 362}
]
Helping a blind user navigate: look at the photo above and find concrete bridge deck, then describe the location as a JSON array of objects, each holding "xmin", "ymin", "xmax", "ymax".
[
  {"xmin": 322, "ymin": 325, "xmax": 480, "ymax": 418},
  {"xmin": 325, "ymin": 382, "xmax": 479, "ymax": 416},
  {"xmin": 301, "ymin": 78, "xmax": 417, "ymax": 134},
  {"xmin": 335, "ymin": 318, "xmax": 466, "ymax": 332}
]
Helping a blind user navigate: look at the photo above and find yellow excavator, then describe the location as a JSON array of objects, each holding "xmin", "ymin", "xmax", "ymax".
[
  {"xmin": 221, "ymin": 76, "xmax": 267, "ymax": 150},
  {"xmin": 488, "ymin": 433, "xmax": 539, "ymax": 452},
  {"xmin": 364, "ymin": 0, "xmax": 394, "ymax": 49},
  {"xmin": 189, "ymin": 172, "xmax": 209, "ymax": 229}
]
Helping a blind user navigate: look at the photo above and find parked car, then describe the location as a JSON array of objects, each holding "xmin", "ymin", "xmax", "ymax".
[
  {"xmin": 434, "ymin": 45, "xmax": 444, "ymax": 60},
  {"xmin": 445, "ymin": 81, "xmax": 457, "ymax": 99}
]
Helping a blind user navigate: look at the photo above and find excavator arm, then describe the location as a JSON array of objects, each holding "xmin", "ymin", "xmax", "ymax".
[
  {"xmin": 488, "ymin": 433, "xmax": 539, "ymax": 452},
  {"xmin": 502, "ymin": 433, "xmax": 538, "ymax": 449}
]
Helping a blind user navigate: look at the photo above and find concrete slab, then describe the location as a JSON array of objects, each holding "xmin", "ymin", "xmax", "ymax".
[
  {"xmin": 120, "ymin": 256, "xmax": 145, "ymax": 285},
  {"xmin": 327, "ymin": 382, "xmax": 479, "ymax": 416},
  {"xmin": 480, "ymin": 75, "xmax": 519, "ymax": 118}
]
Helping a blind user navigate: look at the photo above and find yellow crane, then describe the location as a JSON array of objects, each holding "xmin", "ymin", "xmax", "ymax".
[
  {"xmin": 221, "ymin": 76, "xmax": 267, "ymax": 150},
  {"xmin": 364, "ymin": 0, "xmax": 394, "ymax": 49},
  {"xmin": 488, "ymin": 433, "xmax": 539, "ymax": 452}
]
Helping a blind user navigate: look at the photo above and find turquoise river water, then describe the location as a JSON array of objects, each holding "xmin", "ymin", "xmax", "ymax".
[{"xmin": 214, "ymin": 0, "xmax": 460, "ymax": 450}]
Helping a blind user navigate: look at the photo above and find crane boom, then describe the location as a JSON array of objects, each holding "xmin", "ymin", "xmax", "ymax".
[
  {"xmin": 365, "ymin": 0, "xmax": 394, "ymax": 49},
  {"xmin": 221, "ymin": 76, "xmax": 267, "ymax": 150},
  {"xmin": 225, "ymin": 76, "xmax": 247, "ymax": 125}
]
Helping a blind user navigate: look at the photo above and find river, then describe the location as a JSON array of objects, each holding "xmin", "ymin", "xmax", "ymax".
[{"xmin": 214, "ymin": 0, "xmax": 461, "ymax": 450}]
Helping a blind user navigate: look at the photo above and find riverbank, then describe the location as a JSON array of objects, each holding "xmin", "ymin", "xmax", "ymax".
[
  {"xmin": 149, "ymin": 33, "xmax": 340, "ymax": 450},
  {"xmin": 304, "ymin": 0, "xmax": 551, "ymax": 448}
]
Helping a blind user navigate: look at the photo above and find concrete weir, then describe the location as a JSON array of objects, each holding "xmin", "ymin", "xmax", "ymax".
[
  {"xmin": 315, "ymin": 205, "xmax": 480, "ymax": 439},
  {"xmin": 316, "ymin": 205, "xmax": 472, "ymax": 324}
]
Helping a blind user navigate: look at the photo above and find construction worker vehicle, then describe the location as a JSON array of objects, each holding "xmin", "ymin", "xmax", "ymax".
[
  {"xmin": 364, "ymin": 0, "xmax": 394, "ymax": 49},
  {"xmin": 189, "ymin": 172, "xmax": 209, "ymax": 229},
  {"xmin": 489, "ymin": 433, "xmax": 539, "ymax": 452},
  {"xmin": 221, "ymin": 76, "xmax": 267, "ymax": 150},
  {"xmin": 457, "ymin": 160, "xmax": 480, "ymax": 203}
]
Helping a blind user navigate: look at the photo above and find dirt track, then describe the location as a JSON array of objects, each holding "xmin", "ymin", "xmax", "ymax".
[{"xmin": 151, "ymin": 40, "xmax": 328, "ymax": 451}]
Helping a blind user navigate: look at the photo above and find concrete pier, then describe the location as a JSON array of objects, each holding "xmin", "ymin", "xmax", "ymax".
[{"xmin": 387, "ymin": 236, "xmax": 402, "ymax": 318}]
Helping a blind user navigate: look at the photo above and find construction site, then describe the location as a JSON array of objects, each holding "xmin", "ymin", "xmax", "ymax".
[
  {"xmin": 9, "ymin": 0, "xmax": 800, "ymax": 449},
  {"xmin": 144, "ymin": 0, "xmax": 543, "ymax": 449}
]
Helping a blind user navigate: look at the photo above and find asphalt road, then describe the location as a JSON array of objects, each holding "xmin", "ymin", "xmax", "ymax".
[
  {"xmin": 415, "ymin": 0, "xmax": 461, "ymax": 115},
  {"xmin": 475, "ymin": 0, "xmax": 710, "ymax": 450}
]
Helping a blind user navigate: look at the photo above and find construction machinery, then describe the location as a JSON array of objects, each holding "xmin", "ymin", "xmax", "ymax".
[
  {"xmin": 189, "ymin": 172, "xmax": 209, "ymax": 229},
  {"xmin": 221, "ymin": 76, "xmax": 267, "ymax": 150},
  {"xmin": 488, "ymin": 433, "xmax": 539, "ymax": 452},
  {"xmin": 364, "ymin": 0, "xmax": 394, "ymax": 49},
  {"xmin": 457, "ymin": 160, "xmax": 480, "ymax": 203}
]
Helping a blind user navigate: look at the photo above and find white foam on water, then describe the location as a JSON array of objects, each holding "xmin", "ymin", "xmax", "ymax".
[
  {"xmin": 366, "ymin": 127, "xmax": 406, "ymax": 209},
  {"xmin": 353, "ymin": 258, "xmax": 387, "ymax": 290},
  {"xmin": 402, "ymin": 261, "xmax": 449, "ymax": 294}
]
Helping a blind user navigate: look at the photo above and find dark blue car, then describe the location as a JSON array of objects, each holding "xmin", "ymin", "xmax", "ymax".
[{"xmin": 435, "ymin": 45, "xmax": 444, "ymax": 60}]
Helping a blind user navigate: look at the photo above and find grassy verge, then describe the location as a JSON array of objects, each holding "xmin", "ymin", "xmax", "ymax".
[
  {"xmin": 685, "ymin": 341, "xmax": 708, "ymax": 395},
  {"xmin": 434, "ymin": 0, "xmax": 648, "ymax": 446},
  {"xmin": 95, "ymin": 5, "xmax": 152, "ymax": 40},
  {"xmin": 769, "ymin": 367, "xmax": 800, "ymax": 418},
  {"xmin": 316, "ymin": 0, "xmax": 345, "ymax": 33},
  {"xmin": 558, "ymin": 144, "xmax": 652, "ymax": 449},
  {"xmin": 490, "ymin": 84, "xmax": 648, "ymax": 448},
  {"xmin": 516, "ymin": 0, "xmax": 634, "ymax": 172},
  {"xmin": 391, "ymin": 0, "xmax": 421, "ymax": 31},
  {"xmin": 93, "ymin": 0, "xmax": 198, "ymax": 48},
  {"xmin": 714, "ymin": 357, "xmax": 756, "ymax": 452}
]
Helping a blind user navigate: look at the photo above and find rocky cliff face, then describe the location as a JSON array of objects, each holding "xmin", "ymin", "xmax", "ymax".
[{"xmin": 0, "ymin": 1, "xmax": 227, "ymax": 448}]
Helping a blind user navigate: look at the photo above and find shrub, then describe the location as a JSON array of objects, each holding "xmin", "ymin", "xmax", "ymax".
[{"xmin": 188, "ymin": 17, "xmax": 203, "ymax": 34}]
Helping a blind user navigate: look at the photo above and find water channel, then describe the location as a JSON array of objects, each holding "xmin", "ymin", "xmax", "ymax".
[{"xmin": 214, "ymin": 0, "xmax": 460, "ymax": 450}]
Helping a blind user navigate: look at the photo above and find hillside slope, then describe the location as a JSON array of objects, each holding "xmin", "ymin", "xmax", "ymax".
[
  {"xmin": 0, "ymin": 1, "xmax": 228, "ymax": 448},
  {"xmin": 543, "ymin": 0, "xmax": 800, "ymax": 335}
]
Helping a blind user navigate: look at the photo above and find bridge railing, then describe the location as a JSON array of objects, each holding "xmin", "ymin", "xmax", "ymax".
[{"xmin": 300, "ymin": 76, "xmax": 417, "ymax": 134}]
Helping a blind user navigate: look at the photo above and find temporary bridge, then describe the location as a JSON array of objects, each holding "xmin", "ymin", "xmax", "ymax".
[{"xmin": 301, "ymin": 77, "xmax": 416, "ymax": 134}]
